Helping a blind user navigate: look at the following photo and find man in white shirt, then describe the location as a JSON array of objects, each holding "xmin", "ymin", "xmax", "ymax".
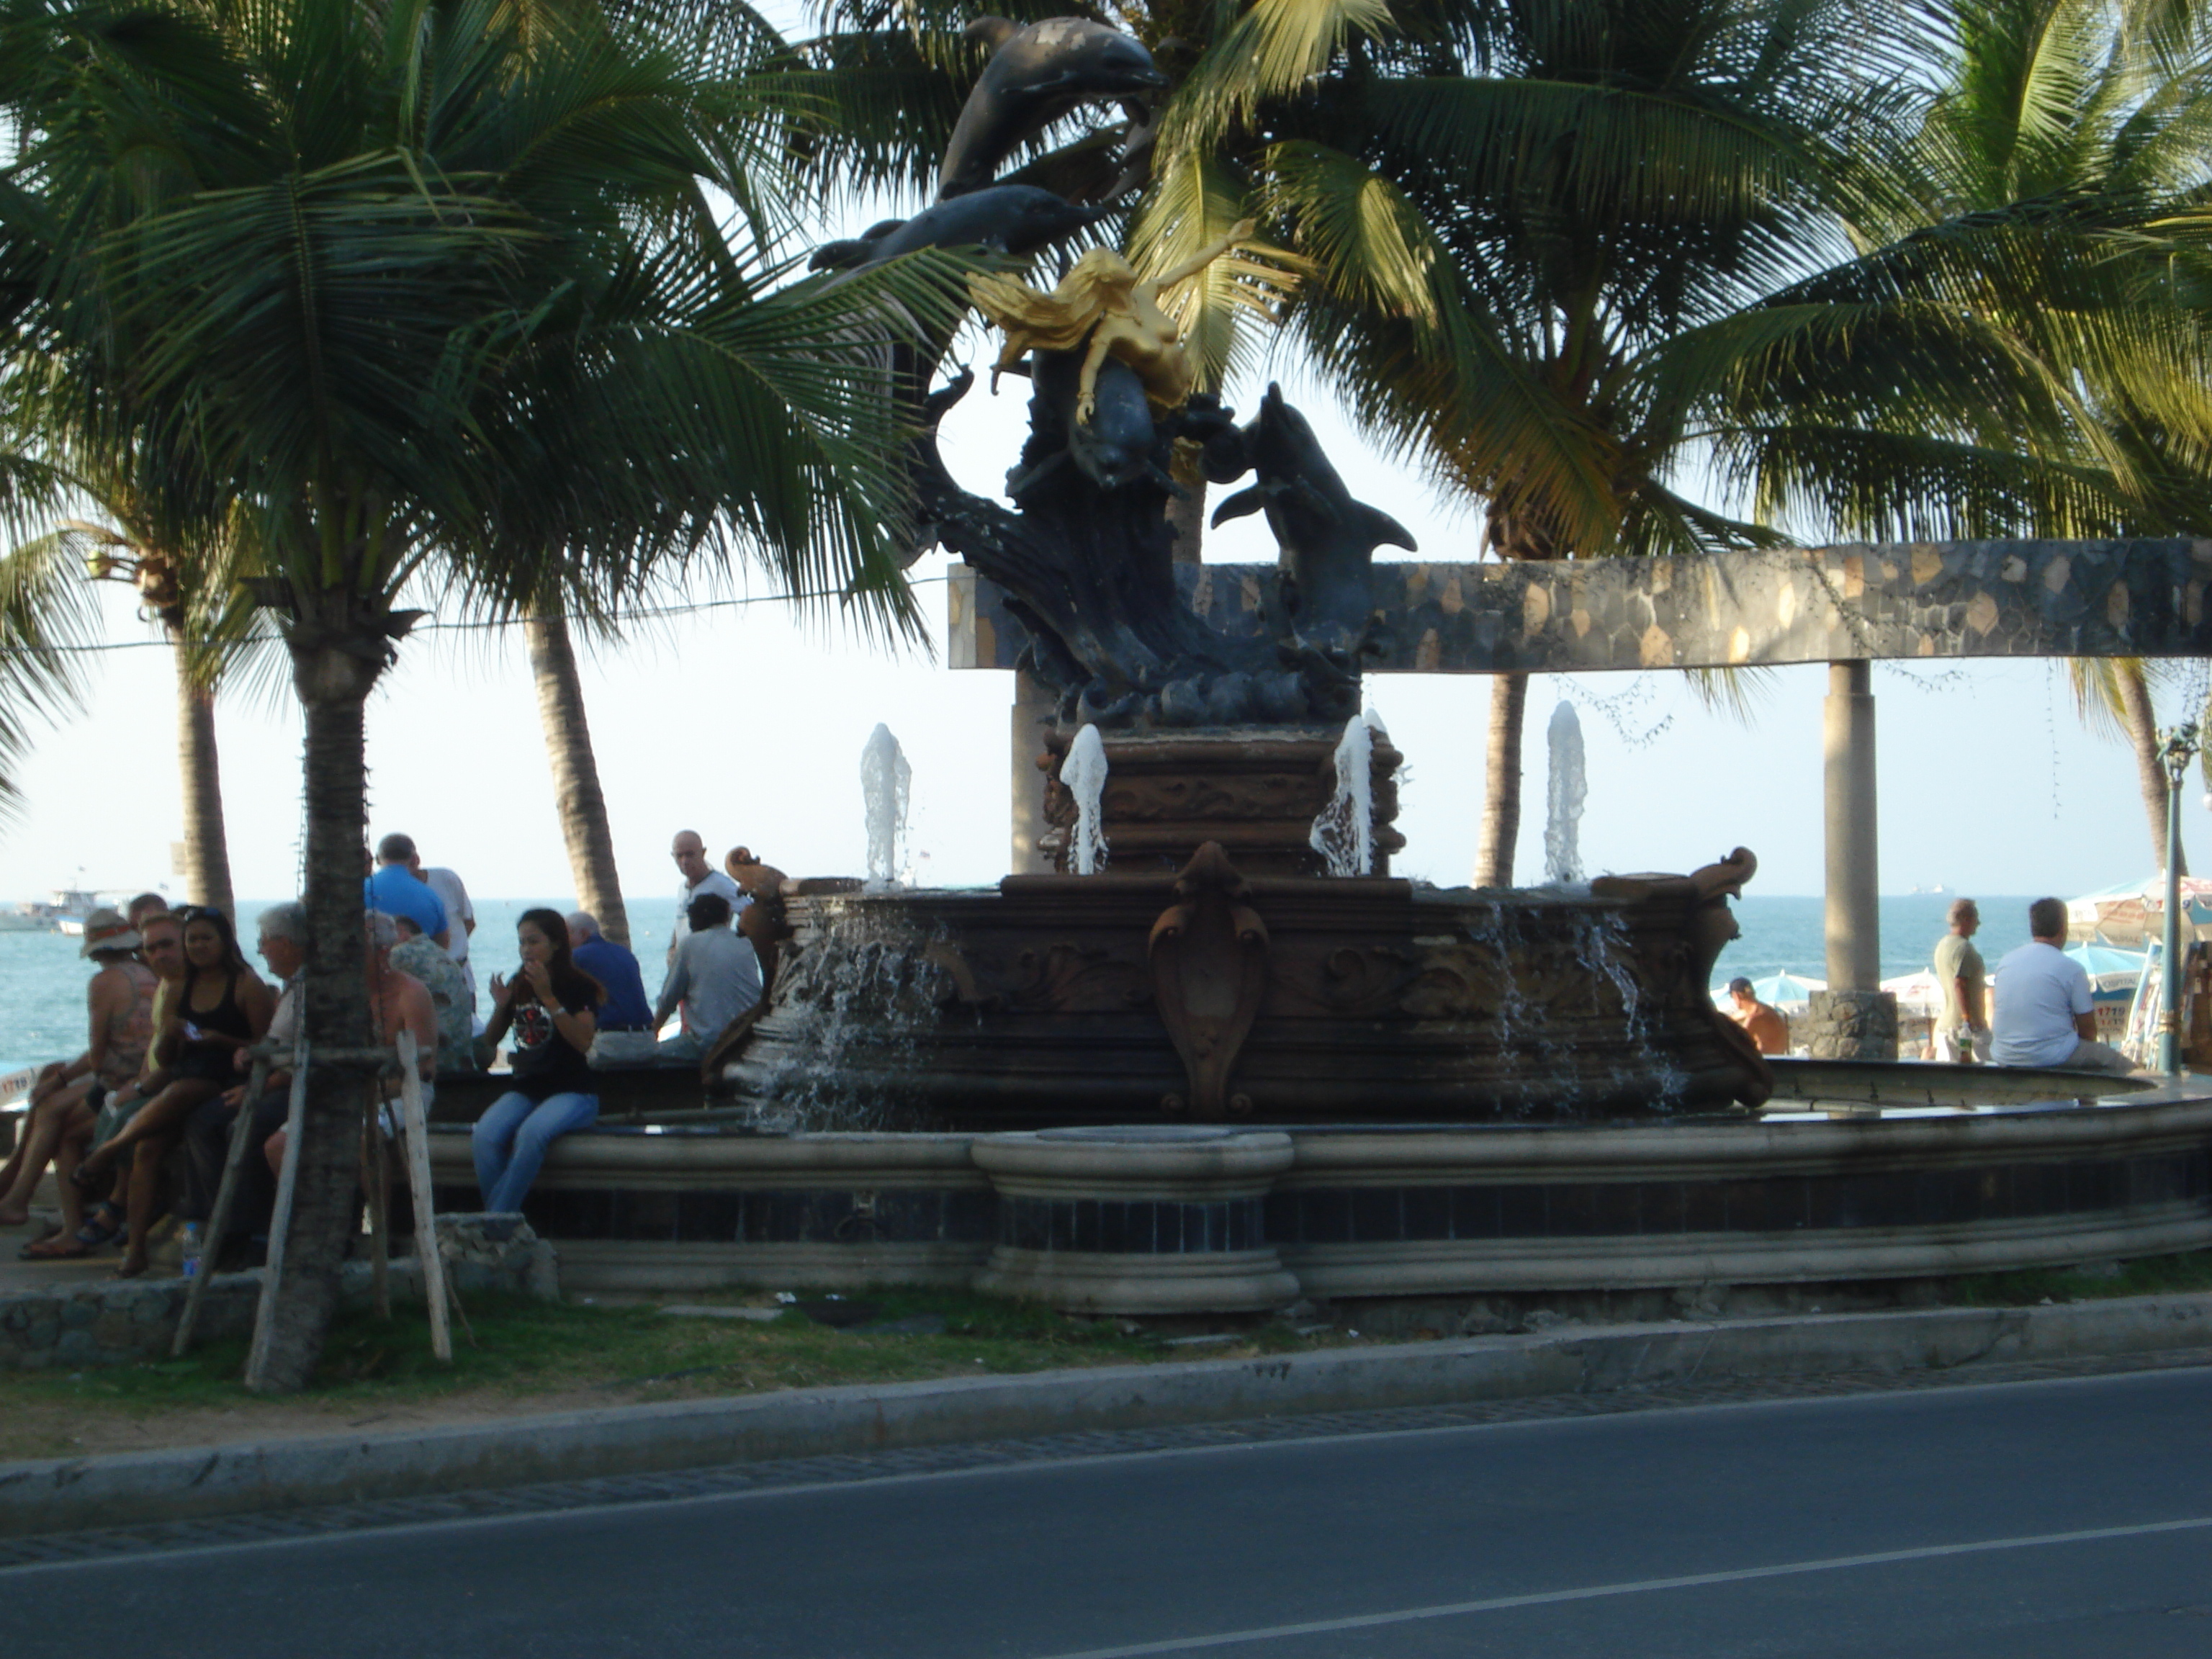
[
  {"xmin": 404, "ymin": 841, "xmax": 477, "ymax": 1018},
  {"xmin": 1990, "ymin": 897, "xmax": 2134, "ymax": 1073},
  {"xmin": 669, "ymin": 828, "xmax": 744, "ymax": 964}
]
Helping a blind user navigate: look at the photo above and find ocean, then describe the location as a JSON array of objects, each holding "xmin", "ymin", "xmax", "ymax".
[{"xmin": 0, "ymin": 891, "xmax": 2027, "ymax": 1074}]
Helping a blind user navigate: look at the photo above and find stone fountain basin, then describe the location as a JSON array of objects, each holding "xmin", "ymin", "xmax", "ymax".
[
  {"xmin": 423, "ymin": 1066, "xmax": 2211, "ymax": 1313},
  {"xmin": 724, "ymin": 861, "xmax": 1768, "ymax": 1130}
]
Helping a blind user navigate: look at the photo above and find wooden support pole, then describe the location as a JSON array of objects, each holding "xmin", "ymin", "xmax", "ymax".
[
  {"xmin": 243, "ymin": 1042, "xmax": 313, "ymax": 1389},
  {"xmin": 171, "ymin": 1048, "xmax": 273, "ymax": 1357},
  {"xmin": 394, "ymin": 1031, "xmax": 451, "ymax": 1362},
  {"xmin": 364, "ymin": 1082, "xmax": 390, "ymax": 1322}
]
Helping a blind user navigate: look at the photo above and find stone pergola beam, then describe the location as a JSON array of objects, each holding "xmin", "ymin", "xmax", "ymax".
[{"xmin": 948, "ymin": 539, "xmax": 2212, "ymax": 676}]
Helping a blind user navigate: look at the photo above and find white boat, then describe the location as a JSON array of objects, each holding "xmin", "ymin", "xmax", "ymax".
[{"xmin": 0, "ymin": 884, "xmax": 104, "ymax": 934}]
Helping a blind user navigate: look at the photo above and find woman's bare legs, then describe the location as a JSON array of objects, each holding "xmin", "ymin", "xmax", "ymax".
[
  {"xmin": 0, "ymin": 1079, "xmax": 96, "ymax": 1226},
  {"xmin": 102, "ymin": 1082, "xmax": 219, "ymax": 1277},
  {"xmin": 74, "ymin": 1079, "xmax": 219, "ymax": 1190}
]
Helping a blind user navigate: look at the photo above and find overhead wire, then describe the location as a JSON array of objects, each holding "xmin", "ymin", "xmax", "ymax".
[{"xmin": 0, "ymin": 575, "xmax": 955, "ymax": 659}]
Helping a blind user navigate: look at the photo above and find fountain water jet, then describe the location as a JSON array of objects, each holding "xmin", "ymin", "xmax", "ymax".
[
  {"xmin": 1545, "ymin": 701, "xmax": 1587, "ymax": 885},
  {"xmin": 860, "ymin": 724, "xmax": 912, "ymax": 885}
]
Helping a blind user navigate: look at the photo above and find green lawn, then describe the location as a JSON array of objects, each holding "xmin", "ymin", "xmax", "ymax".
[{"xmin": 0, "ymin": 1287, "xmax": 1339, "ymax": 1461}]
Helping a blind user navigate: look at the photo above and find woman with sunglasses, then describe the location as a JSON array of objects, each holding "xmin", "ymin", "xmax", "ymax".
[{"xmin": 73, "ymin": 905, "xmax": 275, "ymax": 1276}]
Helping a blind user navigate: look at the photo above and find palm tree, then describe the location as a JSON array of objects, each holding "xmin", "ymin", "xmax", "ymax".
[
  {"xmin": 1719, "ymin": 0, "xmax": 2212, "ymax": 874},
  {"xmin": 1, "ymin": 0, "xmax": 962, "ymax": 1388}
]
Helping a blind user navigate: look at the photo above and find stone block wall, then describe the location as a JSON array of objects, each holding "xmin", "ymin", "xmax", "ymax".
[
  {"xmin": 1799, "ymin": 990, "xmax": 1900, "ymax": 1061},
  {"xmin": 0, "ymin": 1215, "xmax": 558, "ymax": 1370}
]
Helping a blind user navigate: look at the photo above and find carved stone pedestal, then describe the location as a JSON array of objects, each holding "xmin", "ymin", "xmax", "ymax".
[
  {"xmin": 1038, "ymin": 726, "xmax": 1404, "ymax": 876},
  {"xmin": 973, "ymin": 1127, "xmax": 1300, "ymax": 1313},
  {"xmin": 1802, "ymin": 990, "xmax": 1899, "ymax": 1061}
]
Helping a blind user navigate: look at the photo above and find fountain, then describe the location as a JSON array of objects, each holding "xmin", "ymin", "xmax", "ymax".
[
  {"xmin": 720, "ymin": 55, "xmax": 1773, "ymax": 1136},
  {"xmin": 424, "ymin": 16, "xmax": 2211, "ymax": 1313}
]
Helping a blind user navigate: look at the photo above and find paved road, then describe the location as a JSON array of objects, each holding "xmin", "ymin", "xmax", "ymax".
[{"xmin": 9, "ymin": 1368, "xmax": 2210, "ymax": 1657}]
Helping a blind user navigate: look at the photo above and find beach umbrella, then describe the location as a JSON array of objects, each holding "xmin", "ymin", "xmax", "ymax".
[
  {"xmin": 2062, "ymin": 942, "xmax": 2148, "ymax": 998},
  {"xmin": 2066, "ymin": 876, "xmax": 2212, "ymax": 947},
  {"xmin": 1711, "ymin": 971, "xmax": 1826, "ymax": 1008},
  {"xmin": 1880, "ymin": 969, "xmax": 1944, "ymax": 1015}
]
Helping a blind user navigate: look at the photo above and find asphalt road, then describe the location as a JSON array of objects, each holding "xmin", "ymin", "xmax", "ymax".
[{"xmin": 9, "ymin": 1367, "xmax": 2211, "ymax": 1658}]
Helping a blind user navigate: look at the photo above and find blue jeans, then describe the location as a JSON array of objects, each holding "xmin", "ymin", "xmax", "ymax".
[{"xmin": 472, "ymin": 1089, "xmax": 597, "ymax": 1214}]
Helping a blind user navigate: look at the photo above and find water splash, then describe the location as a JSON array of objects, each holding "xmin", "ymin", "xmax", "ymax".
[
  {"xmin": 1310, "ymin": 706, "xmax": 1387, "ymax": 876},
  {"xmin": 860, "ymin": 723, "xmax": 912, "ymax": 885},
  {"xmin": 742, "ymin": 896, "xmax": 947, "ymax": 1131},
  {"xmin": 1062, "ymin": 724, "xmax": 1110, "ymax": 874},
  {"xmin": 1544, "ymin": 700, "xmax": 1587, "ymax": 884}
]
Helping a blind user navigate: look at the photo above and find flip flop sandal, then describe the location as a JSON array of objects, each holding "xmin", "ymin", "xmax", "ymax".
[
  {"xmin": 19, "ymin": 1235, "xmax": 90, "ymax": 1261},
  {"xmin": 75, "ymin": 1202, "xmax": 124, "ymax": 1248}
]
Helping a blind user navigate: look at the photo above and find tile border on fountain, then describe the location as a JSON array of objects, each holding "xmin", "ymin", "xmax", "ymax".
[{"xmin": 421, "ymin": 1089, "xmax": 2212, "ymax": 1311}]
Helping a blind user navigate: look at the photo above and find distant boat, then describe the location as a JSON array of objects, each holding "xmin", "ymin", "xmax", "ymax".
[{"xmin": 0, "ymin": 884, "xmax": 103, "ymax": 934}]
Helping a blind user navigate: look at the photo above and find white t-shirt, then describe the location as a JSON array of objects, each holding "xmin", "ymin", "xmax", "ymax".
[
  {"xmin": 1990, "ymin": 942, "xmax": 2093, "ymax": 1067},
  {"xmin": 419, "ymin": 867, "xmax": 474, "ymax": 966},
  {"xmin": 671, "ymin": 869, "xmax": 746, "ymax": 951}
]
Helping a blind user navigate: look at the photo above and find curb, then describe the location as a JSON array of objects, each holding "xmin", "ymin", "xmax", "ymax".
[{"xmin": 4, "ymin": 1292, "xmax": 2209, "ymax": 1538}]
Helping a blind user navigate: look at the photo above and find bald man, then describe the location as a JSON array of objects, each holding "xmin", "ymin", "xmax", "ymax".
[{"xmin": 668, "ymin": 830, "xmax": 744, "ymax": 965}]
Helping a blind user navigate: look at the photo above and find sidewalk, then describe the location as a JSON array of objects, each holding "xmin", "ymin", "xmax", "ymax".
[{"xmin": 4, "ymin": 1291, "xmax": 2208, "ymax": 1539}]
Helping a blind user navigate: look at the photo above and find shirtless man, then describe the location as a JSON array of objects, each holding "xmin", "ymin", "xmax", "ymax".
[{"xmin": 1725, "ymin": 977, "xmax": 1790, "ymax": 1056}]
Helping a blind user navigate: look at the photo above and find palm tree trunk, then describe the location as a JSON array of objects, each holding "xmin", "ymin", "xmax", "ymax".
[
  {"xmin": 246, "ymin": 644, "xmax": 382, "ymax": 1393},
  {"xmin": 1474, "ymin": 671, "xmax": 1528, "ymax": 887},
  {"xmin": 2115, "ymin": 661, "xmax": 2183, "ymax": 876},
  {"xmin": 172, "ymin": 644, "xmax": 235, "ymax": 917},
  {"xmin": 524, "ymin": 608, "xmax": 631, "ymax": 945}
]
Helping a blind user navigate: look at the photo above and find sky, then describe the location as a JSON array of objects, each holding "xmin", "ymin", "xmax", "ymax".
[{"xmin": 1, "ymin": 350, "xmax": 2201, "ymax": 911}]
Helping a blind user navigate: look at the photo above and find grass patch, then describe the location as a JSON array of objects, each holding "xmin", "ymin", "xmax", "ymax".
[
  {"xmin": 1946, "ymin": 1249, "xmax": 2212, "ymax": 1307},
  {"xmin": 0, "ymin": 1287, "xmax": 1344, "ymax": 1462}
]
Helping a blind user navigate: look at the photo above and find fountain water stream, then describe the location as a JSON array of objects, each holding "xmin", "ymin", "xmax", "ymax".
[
  {"xmin": 1310, "ymin": 706, "xmax": 1390, "ymax": 877},
  {"xmin": 861, "ymin": 723, "xmax": 912, "ymax": 884},
  {"xmin": 1061, "ymin": 724, "xmax": 1110, "ymax": 874},
  {"xmin": 1544, "ymin": 701, "xmax": 1587, "ymax": 885}
]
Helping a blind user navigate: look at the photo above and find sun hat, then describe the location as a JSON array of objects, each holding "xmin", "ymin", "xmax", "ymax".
[{"xmin": 77, "ymin": 907, "xmax": 142, "ymax": 958}]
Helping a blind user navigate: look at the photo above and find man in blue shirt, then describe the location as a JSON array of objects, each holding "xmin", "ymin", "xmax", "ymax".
[
  {"xmin": 363, "ymin": 833, "xmax": 449, "ymax": 947},
  {"xmin": 566, "ymin": 910, "xmax": 657, "ymax": 1066}
]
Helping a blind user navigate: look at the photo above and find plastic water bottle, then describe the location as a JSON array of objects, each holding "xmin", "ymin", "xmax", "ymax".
[{"xmin": 180, "ymin": 1221, "xmax": 203, "ymax": 1279}]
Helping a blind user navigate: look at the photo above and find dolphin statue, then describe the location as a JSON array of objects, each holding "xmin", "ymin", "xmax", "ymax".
[
  {"xmin": 808, "ymin": 184, "xmax": 1114, "ymax": 272},
  {"xmin": 939, "ymin": 17, "xmax": 1169, "ymax": 199},
  {"xmin": 1208, "ymin": 384, "xmax": 1416, "ymax": 647}
]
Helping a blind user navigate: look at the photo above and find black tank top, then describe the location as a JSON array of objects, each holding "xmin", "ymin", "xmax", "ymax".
[{"xmin": 177, "ymin": 968, "xmax": 253, "ymax": 1077}]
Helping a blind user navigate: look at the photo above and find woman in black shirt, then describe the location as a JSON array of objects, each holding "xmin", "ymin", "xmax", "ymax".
[{"xmin": 475, "ymin": 909, "xmax": 602, "ymax": 1212}]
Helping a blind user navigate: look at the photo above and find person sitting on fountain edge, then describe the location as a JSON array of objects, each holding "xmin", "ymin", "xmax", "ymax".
[
  {"xmin": 1990, "ymin": 898, "xmax": 2135, "ymax": 1074},
  {"xmin": 567, "ymin": 910, "xmax": 657, "ymax": 1067},
  {"xmin": 475, "ymin": 909, "xmax": 604, "ymax": 1213},
  {"xmin": 1724, "ymin": 978, "xmax": 1789, "ymax": 1056},
  {"xmin": 652, "ymin": 892, "xmax": 762, "ymax": 1066}
]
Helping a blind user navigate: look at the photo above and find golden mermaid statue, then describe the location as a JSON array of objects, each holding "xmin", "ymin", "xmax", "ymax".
[{"xmin": 968, "ymin": 219, "xmax": 1258, "ymax": 423}]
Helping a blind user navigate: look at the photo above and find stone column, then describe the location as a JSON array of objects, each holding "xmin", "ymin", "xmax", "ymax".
[
  {"xmin": 1009, "ymin": 668, "xmax": 1056, "ymax": 876},
  {"xmin": 1808, "ymin": 660, "xmax": 1897, "ymax": 1058}
]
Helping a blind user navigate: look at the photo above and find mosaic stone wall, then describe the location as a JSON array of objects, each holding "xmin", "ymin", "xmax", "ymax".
[{"xmin": 947, "ymin": 539, "xmax": 2212, "ymax": 675}]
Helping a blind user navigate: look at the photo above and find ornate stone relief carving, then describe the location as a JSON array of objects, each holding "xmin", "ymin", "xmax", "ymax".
[{"xmin": 1148, "ymin": 844, "xmax": 1272, "ymax": 1118}]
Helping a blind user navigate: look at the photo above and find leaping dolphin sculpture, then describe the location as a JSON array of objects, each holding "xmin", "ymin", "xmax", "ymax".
[
  {"xmin": 1208, "ymin": 385, "xmax": 1416, "ymax": 649},
  {"xmin": 940, "ymin": 16, "xmax": 1169, "ymax": 199},
  {"xmin": 809, "ymin": 184, "xmax": 1114, "ymax": 272}
]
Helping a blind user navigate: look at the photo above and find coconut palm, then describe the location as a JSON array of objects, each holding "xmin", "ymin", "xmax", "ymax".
[
  {"xmin": 1730, "ymin": 0, "xmax": 2212, "ymax": 873},
  {"xmin": 1, "ymin": 0, "xmax": 963, "ymax": 1388}
]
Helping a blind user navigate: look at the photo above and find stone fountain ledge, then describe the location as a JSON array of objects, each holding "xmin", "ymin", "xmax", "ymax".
[
  {"xmin": 419, "ymin": 1071, "xmax": 2212, "ymax": 1315},
  {"xmin": 3, "ymin": 1293, "xmax": 2209, "ymax": 1540}
]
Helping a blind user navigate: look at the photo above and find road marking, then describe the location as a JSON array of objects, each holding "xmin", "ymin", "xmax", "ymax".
[{"xmin": 1028, "ymin": 1514, "xmax": 2212, "ymax": 1658}]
